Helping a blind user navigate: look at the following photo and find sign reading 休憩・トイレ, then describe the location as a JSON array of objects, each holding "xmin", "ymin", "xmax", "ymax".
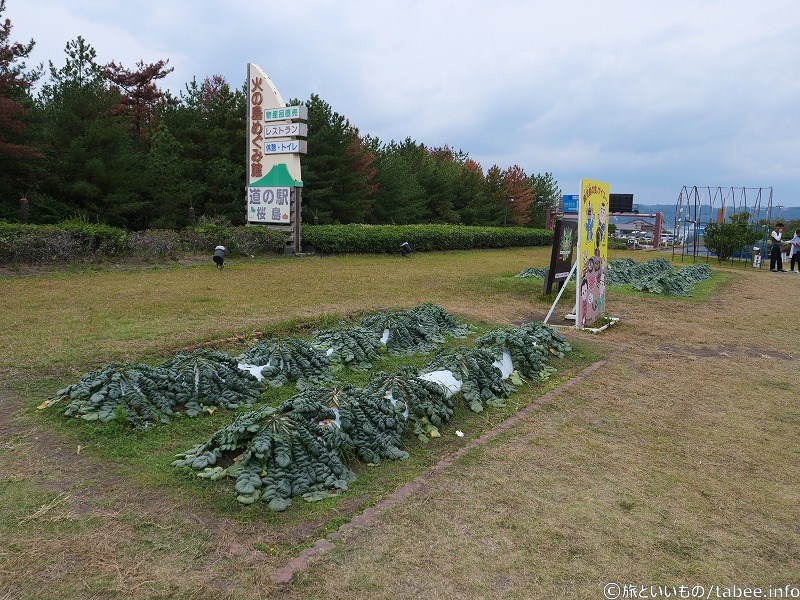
[{"xmin": 263, "ymin": 140, "xmax": 308, "ymax": 155}]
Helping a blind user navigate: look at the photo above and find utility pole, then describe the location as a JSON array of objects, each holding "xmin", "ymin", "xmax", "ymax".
[{"xmin": 503, "ymin": 195, "xmax": 514, "ymax": 227}]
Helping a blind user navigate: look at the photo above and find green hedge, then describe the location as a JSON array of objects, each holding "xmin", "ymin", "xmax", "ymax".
[
  {"xmin": 1, "ymin": 221, "xmax": 554, "ymax": 264},
  {"xmin": 0, "ymin": 221, "xmax": 286, "ymax": 265},
  {"xmin": 302, "ymin": 224, "xmax": 553, "ymax": 254}
]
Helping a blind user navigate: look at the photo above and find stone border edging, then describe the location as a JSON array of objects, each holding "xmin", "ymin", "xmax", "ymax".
[{"xmin": 269, "ymin": 358, "xmax": 607, "ymax": 584}]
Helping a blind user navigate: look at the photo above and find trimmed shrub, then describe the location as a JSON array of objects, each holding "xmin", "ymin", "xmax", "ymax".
[
  {"xmin": 56, "ymin": 218, "xmax": 129, "ymax": 256},
  {"xmin": 0, "ymin": 221, "xmax": 286, "ymax": 265},
  {"xmin": 302, "ymin": 224, "xmax": 552, "ymax": 254},
  {"xmin": 0, "ymin": 220, "xmax": 129, "ymax": 263},
  {"xmin": 227, "ymin": 227, "xmax": 287, "ymax": 256},
  {"xmin": 178, "ymin": 226, "xmax": 285, "ymax": 256},
  {"xmin": 0, "ymin": 222, "xmax": 83, "ymax": 263},
  {"xmin": 128, "ymin": 229, "xmax": 182, "ymax": 260}
]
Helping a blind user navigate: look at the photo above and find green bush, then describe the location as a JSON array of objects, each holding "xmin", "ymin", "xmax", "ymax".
[
  {"xmin": 128, "ymin": 230, "xmax": 182, "ymax": 260},
  {"xmin": 608, "ymin": 239, "xmax": 627, "ymax": 250},
  {"xmin": 703, "ymin": 213, "xmax": 761, "ymax": 262},
  {"xmin": 302, "ymin": 224, "xmax": 553, "ymax": 254},
  {"xmin": 179, "ymin": 226, "xmax": 286, "ymax": 256},
  {"xmin": 56, "ymin": 218, "xmax": 130, "ymax": 256},
  {"xmin": 0, "ymin": 219, "xmax": 129, "ymax": 263},
  {"xmin": 0, "ymin": 222, "xmax": 83, "ymax": 263},
  {"xmin": 0, "ymin": 221, "xmax": 286, "ymax": 265}
]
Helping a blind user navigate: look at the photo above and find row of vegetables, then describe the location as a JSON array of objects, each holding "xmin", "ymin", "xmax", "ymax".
[
  {"xmin": 516, "ymin": 258, "xmax": 713, "ymax": 296},
  {"xmin": 40, "ymin": 304, "xmax": 572, "ymax": 511},
  {"xmin": 607, "ymin": 258, "xmax": 713, "ymax": 295}
]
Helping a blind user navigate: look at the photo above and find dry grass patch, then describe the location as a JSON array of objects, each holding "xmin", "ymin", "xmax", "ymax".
[
  {"xmin": 288, "ymin": 265, "xmax": 799, "ymax": 599},
  {"xmin": 2, "ymin": 248, "xmax": 796, "ymax": 599}
]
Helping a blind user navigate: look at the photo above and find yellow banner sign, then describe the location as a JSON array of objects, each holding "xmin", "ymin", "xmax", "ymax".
[{"xmin": 577, "ymin": 179, "xmax": 610, "ymax": 329}]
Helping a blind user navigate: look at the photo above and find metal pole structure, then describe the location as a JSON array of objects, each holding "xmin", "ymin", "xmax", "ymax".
[
  {"xmin": 543, "ymin": 260, "xmax": 578, "ymax": 325},
  {"xmin": 654, "ymin": 212, "xmax": 663, "ymax": 248},
  {"xmin": 293, "ymin": 187, "xmax": 303, "ymax": 254},
  {"xmin": 503, "ymin": 195, "xmax": 514, "ymax": 227}
]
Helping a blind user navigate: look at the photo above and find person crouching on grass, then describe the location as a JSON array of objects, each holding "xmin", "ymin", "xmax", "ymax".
[
  {"xmin": 770, "ymin": 223, "xmax": 785, "ymax": 272},
  {"xmin": 791, "ymin": 229, "xmax": 800, "ymax": 273},
  {"xmin": 213, "ymin": 245, "xmax": 227, "ymax": 270}
]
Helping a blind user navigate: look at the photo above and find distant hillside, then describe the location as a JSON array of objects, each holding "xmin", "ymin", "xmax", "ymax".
[{"xmin": 615, "ymin": 204, "xmax": 800, "ymax": 225}]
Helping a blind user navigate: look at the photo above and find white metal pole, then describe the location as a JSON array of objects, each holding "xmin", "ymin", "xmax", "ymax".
[{"xmin": 543, "ymin": 260, "xmax": 578, "ymax": 325}]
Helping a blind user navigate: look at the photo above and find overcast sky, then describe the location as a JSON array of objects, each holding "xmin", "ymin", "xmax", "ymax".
[{"xmin": 10, "ymin": 0, "xmax": 800, "ymax": 207}]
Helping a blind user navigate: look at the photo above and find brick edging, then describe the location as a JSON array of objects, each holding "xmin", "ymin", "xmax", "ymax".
[{"xmin": 269, "ymin": 359, "xmax": 607, "ymax": 584}]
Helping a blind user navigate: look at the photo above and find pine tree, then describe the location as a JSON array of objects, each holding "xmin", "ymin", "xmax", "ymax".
[
  {"xmin": 483, "ymin": 164, "xmax": 507, "ymax": 227},
  {"xmin": 103, "ymin": 58, "xmax": 173, "ymax": 149},
  {"xmin": 38, "ymin": 36, "xmax": 145, "ymax": 227},
  {"xmin": 157, "ymin": 75, "xmax": 246, "ymax": 225},
  {"xmin": 501, "ymin": 164, "xmax": 534, "ymax": 226},
  {"xmin": 0, "ymin": 0, "xmax": 42, "ymax": 219},
  {"xmin": 145, "ymin": 122, "xmax": 198, "ymax": 228},
  {"xmin": 302, "ymin": 93, "xmax": 375, "ymax": 224},
  {"xmin": 529, "ymin": 172, "xmax": 561, "ymax": 228},
  {"xmin": 365, "ymin": 137, "xmax": 427, "ymax": 224}
]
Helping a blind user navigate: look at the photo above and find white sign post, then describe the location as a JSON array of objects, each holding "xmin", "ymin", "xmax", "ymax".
[{"xmin": 246, "ymin": 63, "xmax": 307, "ymax": 252}]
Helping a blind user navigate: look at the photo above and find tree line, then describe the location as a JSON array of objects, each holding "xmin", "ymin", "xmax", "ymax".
[{"xmin": 0, "ymin": 3, "xmax": 560, "ymax": 230}]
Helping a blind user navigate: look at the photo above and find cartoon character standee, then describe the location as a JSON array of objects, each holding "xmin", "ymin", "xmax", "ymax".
[
  {"xmin": 585, "ymin": 204, "xmax": 594, "ymax": 244},
  {"xmin": 597, "ymin": 270, "xmax": 606, "ymax": 312},
  {"xmin": 596, "ymin": 202, "xmax": 607, "ymax": 250},
  {"xmin": 559, "ymin": 226, "xmax": 573, "ymax": 259},
  {"xmin": 579, "ymin": 279, "xmax": 589, "ymax": 328}
]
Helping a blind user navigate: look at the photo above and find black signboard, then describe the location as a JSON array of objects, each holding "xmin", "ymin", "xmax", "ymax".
[
  {"xmin": 544, "ymin": 219, "xmax": 578, "ymax": 294},
  {"xmin": 609, "ymin": 193, "xmax": 633, "ymax": 213}
]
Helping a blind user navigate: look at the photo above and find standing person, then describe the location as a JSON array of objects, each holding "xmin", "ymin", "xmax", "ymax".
[
  {"xmin": 213, "ymin": 245, "xmax": 227, "ymax": 270},
  {"xmin": 790, "ymin": 228, "xmax": 800, "ymax": 273},
  {"xmin": 770, "ymin": 223, "xmax": 785, "ymax": 272}
]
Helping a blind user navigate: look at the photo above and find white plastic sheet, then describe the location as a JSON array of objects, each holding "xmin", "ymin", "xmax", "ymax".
[
  {"xmin": 418, "ymin": 370, "xmax": 462, "ymax": 398},
  {"xmin": 238, "ymin": 362, "xmax": 268, "ymax": 381},
  {"xmin": 492, "ymin": 347, "xmax": 513, "ymax": 379}
]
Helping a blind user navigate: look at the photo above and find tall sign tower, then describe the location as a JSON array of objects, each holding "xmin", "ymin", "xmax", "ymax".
[{"xmin": 246, "ymin": 63, "xmax": 307, "ymax": 252}]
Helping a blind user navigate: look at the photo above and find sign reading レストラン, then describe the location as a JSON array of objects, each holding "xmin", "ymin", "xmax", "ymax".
[{"xmin": 263, "ymin": 123, "xmax": 308, "ymax": 139}]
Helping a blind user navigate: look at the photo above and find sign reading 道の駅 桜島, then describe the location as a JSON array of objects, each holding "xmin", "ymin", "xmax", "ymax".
[{"xmin": 246, "ymin": 63, "xmax": 306, "ymax": 237}]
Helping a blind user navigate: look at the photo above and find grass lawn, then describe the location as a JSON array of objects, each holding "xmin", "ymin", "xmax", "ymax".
[{"xmin": 1, "ymin": 247, "xmax": 798, "ymax": 599}]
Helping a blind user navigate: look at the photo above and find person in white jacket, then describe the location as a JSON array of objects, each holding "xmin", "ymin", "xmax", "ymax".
[
  {"xmin": 212, "ymin": 245, "xmax": 227, "ymax": 270},
  {"xmin": 770, "ymin": 223, "xmax": 785, "ymax": 272},
  {"xmin": 790, "ymin": 228, "xmax": 800, "ymax": 273}
]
